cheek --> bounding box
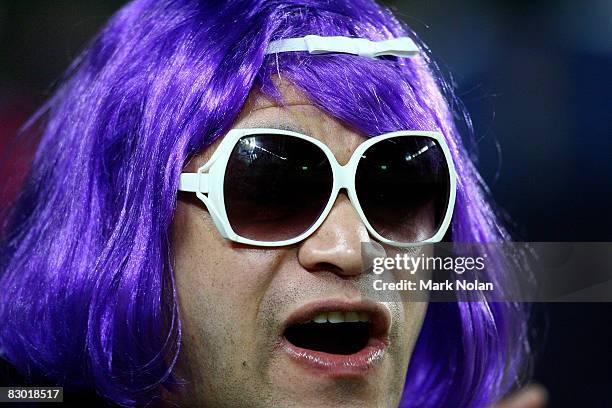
[170,202,286,387]
[171,201,283,304]
[400,301,428,346]
[388,300,428,388]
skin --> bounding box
[494,386,547,408]
[169,80,548,408]
[170,80,429,408]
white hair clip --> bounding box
[265,34,419,59]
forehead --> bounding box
[186,79,367,171]
[240,78,312,112]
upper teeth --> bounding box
[308,311,370,324]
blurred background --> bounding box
[1,0,611,406]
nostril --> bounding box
[306,261,366,280]
[298,245,365,277]
[309,262,344,275]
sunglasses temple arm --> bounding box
[178,173,209,193]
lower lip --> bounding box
[280,337,389,378]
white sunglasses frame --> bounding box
[178,128,457,247]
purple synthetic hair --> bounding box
[0,0,530,406]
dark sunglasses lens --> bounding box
[355,136,451,243]
[224,134,333,242]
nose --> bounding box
[297,193,369,278]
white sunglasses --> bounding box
[178,128,457,247]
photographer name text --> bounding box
[373,279,494,292]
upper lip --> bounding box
[280,298,391,339]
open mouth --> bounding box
[284,311,372,355]
[280,301,390,376]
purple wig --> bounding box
[0,0,530,406]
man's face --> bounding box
[171,82,429,408]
